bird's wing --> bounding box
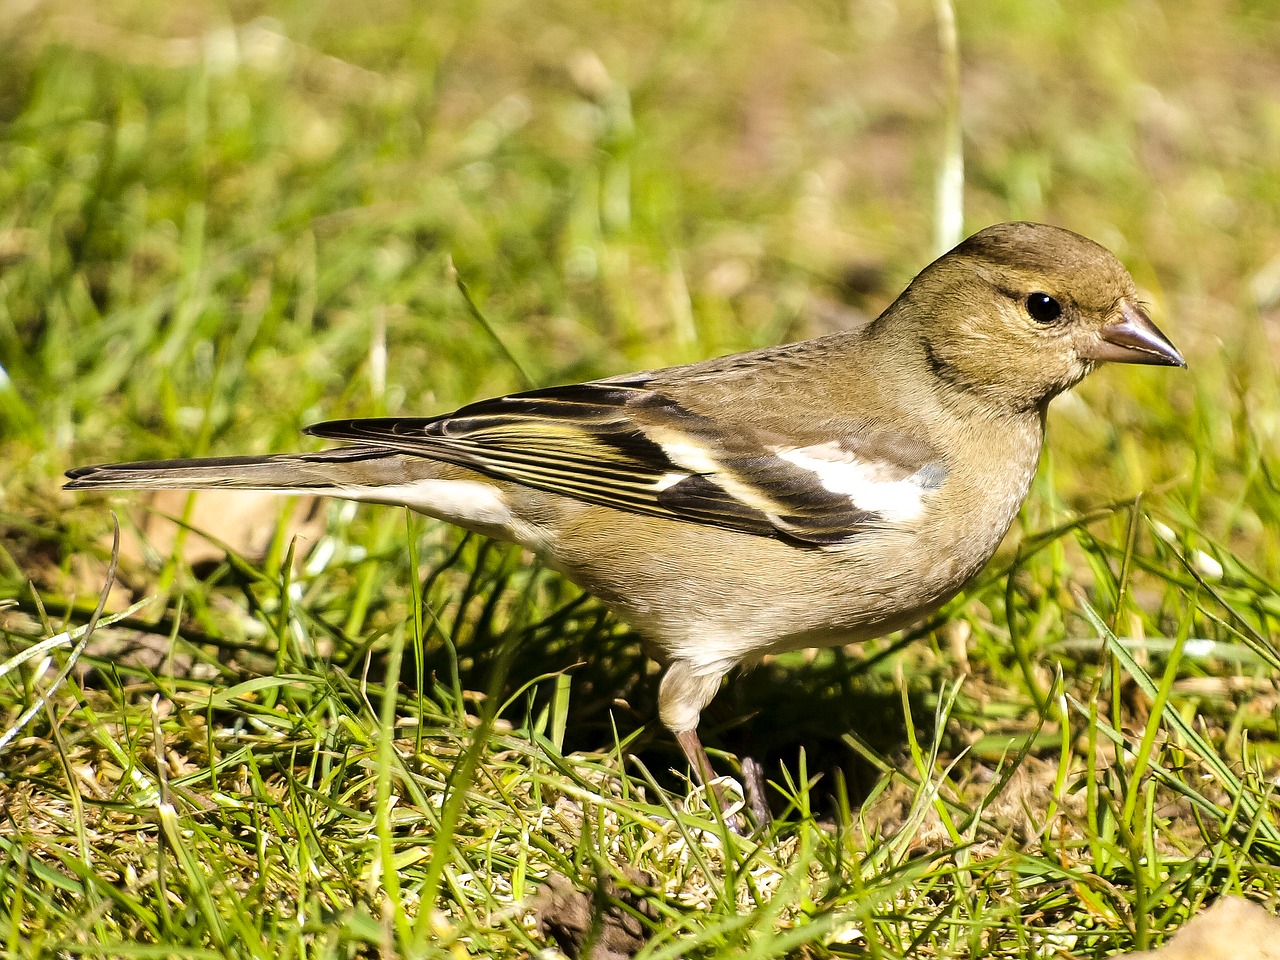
[305,378,946,547]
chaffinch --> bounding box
[67,222,1184,797]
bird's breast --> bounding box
[893,415,1045,591]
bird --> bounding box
[66,221,1185,810]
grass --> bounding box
[2,0,1279,957]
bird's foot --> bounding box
[674,728,772,833]
[685,775,750,834]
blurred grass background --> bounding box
[1,0,1279,957]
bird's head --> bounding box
[900,221,1184,413]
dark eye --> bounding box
[1026,292,1062,324]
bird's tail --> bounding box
[64,446,398,492]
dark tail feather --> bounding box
[64,446,395,492]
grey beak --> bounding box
[1082,301,1186,367]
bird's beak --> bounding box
[1081,301,1186,367]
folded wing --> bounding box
[306,377,945,547]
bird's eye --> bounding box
[1026,292,1062,324]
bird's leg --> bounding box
[675,728,717,785]
[675,726,745,830]
[660,662,728,809]
[661,661,769,829]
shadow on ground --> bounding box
[407,605,945,819]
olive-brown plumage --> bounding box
[66,222,1185,788]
